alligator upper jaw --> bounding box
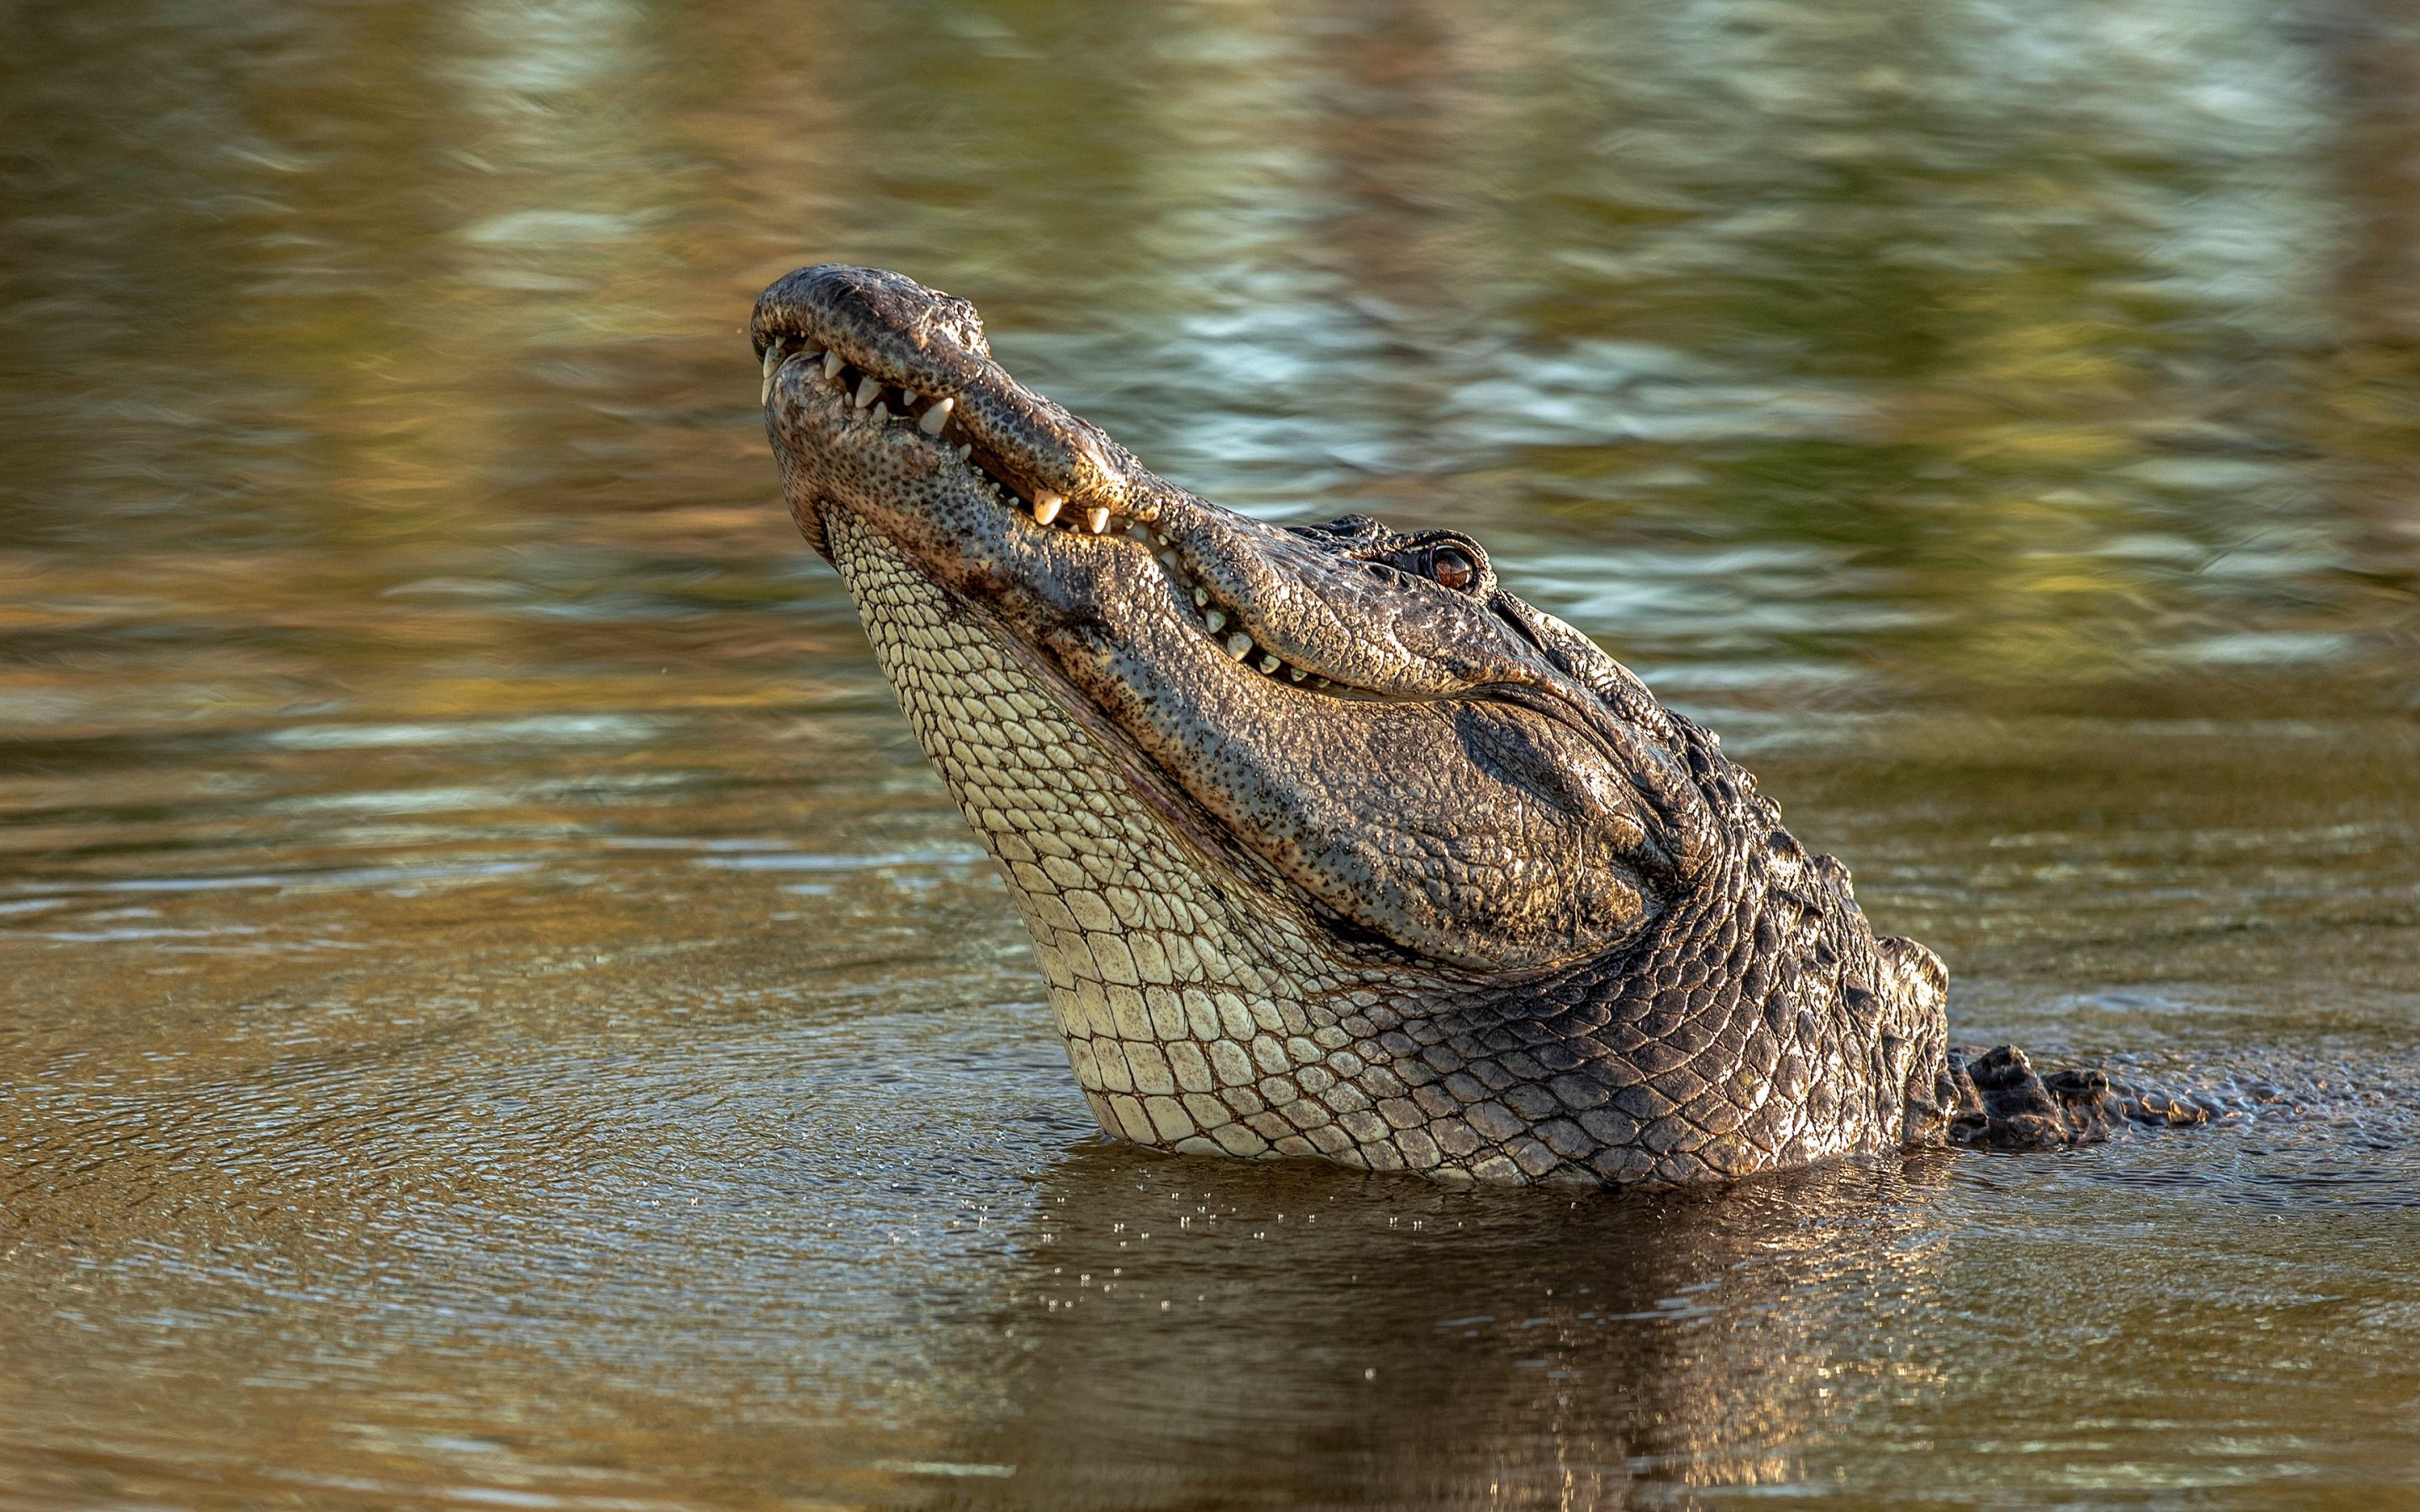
[755,270,1618,719]
[752,265,1426,698]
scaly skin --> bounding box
[751,265,2154,1186]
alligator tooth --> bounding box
[821,350,843,381]
[1192,587,1208,608]
[854,375,880,408]
[957,443,973,460]
[899,389,918,406]
[869,401,889,423]
[1287,666,1306,681]
[1031,493,1063,526]
[919,396,954,435]
[1225,632,1254,660]
[1157,550,1181,570]
[1085,506,1110,534]
[1203,609,1227,633]
[760,345,780,405]
[1257,653,1282,674]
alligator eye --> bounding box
[1428,547,1476,591]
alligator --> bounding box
[750,265,2209,1187]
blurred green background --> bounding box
[5,0,2416,743]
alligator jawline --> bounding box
[764,327,1401,701]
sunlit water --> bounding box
[3,0,2418,1506]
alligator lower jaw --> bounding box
[760,333,1119,533]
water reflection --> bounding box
[945,1149,1955,1506]
[3,0,2418,1504]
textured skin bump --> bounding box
[759,265,2141,1186]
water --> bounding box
[3,0,2417,1504]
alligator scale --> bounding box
[753,265,2183,1187]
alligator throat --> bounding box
[754,264,2152,1186]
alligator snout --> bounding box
[755,264,1137,536]
[753,263,993,384]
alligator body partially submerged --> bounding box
[752,265,2194,1187]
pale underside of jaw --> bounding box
[763,333,1347,692]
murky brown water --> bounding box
[4,0,2418,1506]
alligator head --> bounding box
[752,265,2118,1185]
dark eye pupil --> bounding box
[1431,549,1474,590]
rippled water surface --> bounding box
[5,1,2420,1506]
